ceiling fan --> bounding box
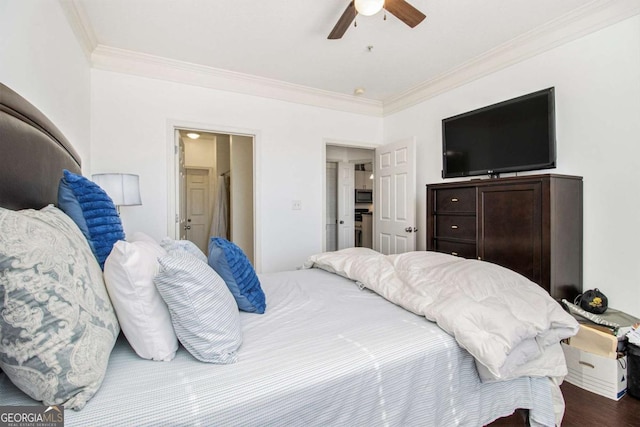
[328,0,426,40]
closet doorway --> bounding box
[176,129,255,264]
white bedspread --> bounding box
[304,248,579,382]
[0,268,559,426]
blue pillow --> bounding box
[57,169,125,269]
[208,237,266,314]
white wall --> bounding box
[0,0,91,168]
[230,135,254,264]
[90,70,382,272]
[185,137,216,169]
[384,16,640,317]
[216,134,231,175]
[326,146,375,163]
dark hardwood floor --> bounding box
[490,382,640,426]
[559,382,640,427]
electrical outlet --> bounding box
[292,200,302,210]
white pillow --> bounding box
[104,240,178,361]
[128,231,159,245]
[154,252,242,363]
[160,237,208,263]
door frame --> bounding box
[167,119,262,272]
[323,139,378,252]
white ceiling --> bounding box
[73,0,630,106]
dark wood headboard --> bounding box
[0,83,82,210]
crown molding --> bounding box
[58,0,382,116]
[60,0,637,117]
[383,0,640,115]
[58,0,97,62]
[91,46,384,117]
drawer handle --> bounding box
[451,252,458,256]
[451,198,459,202]
[451,225,458,229]
[579,361,595,369]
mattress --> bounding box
[0,268,557,426]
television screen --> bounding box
[442,87,556,178]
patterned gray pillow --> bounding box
[0,205,120,410]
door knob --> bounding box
[404,227,413,233]
[184,225,191,230]
[339,220,344,224]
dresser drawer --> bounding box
[435,215,476,240]
[434,240,477,259]
[435,188,476,213]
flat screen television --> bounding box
[441,87,556,178]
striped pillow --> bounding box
[154,252,241,363]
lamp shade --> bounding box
[92,173,142,206]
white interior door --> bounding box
[178,134,187,240]
[375,138,417,255]
[337,161,355,250]
[186,168,211,254]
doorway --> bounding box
[325,145,375,252]
[176,129,255,264]
[324,138,417,255]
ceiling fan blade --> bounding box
[328,1,357,40]
[384,0,426,28]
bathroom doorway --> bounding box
[176,129,255,264]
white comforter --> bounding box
[303,248,579,382]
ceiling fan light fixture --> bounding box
[354,0,384,16]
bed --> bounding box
[0,82,577,426]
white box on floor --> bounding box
[562,342,627,400]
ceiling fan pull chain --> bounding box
[354,18,358,27]
[384,11,387,20]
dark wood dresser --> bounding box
[426,174,583,300]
